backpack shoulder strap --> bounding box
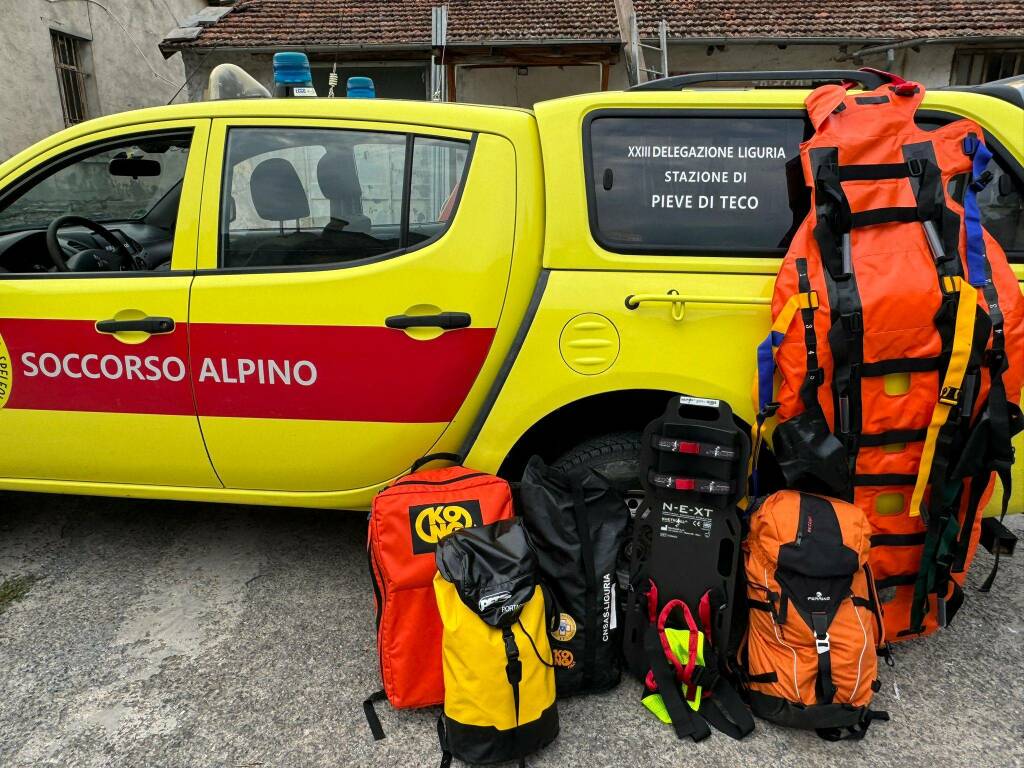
[642,625,711,742]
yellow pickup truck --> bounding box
[0,69,1019,510]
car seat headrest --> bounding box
[250,157,310,222]
[317,148,363,213]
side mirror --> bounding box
[109,156,161,178]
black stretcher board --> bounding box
[626,395,749,662]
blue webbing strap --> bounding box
[963,134,993,288]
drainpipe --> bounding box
[840,37,929,62]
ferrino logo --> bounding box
[408,499,483,555]
[19,352,318,387]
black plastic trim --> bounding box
[629,70,892,92]
[459,269,550,459]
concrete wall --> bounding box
[180,50,274,103]
[457,63,630,107]
[180,51,631,108]
[664,43,959,88]
[0,0,203,161]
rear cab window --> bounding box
[585,111,811,256]
[584,109,1024,261]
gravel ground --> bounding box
[0,492,1021,768]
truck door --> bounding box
[189,119,516,492]
[0,120,218,487]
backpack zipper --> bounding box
[390,472,488,487]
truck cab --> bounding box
[0,70,1019,509]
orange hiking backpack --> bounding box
[743,491,888,739]
[756,78,1024,640]
[364,454,515,738]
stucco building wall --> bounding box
[664,43,959,88]
[0,0,203,161]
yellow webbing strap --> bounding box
[748,291,819,494]
[909,277,978,517]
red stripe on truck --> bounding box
[0,319,495,422]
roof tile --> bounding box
[173,0,621,48]
[633,0,1024,40]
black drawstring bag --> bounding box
[520,456,629,696]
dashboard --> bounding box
[0,222,174,273]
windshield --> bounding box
[0,134,191,234]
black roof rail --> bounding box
[629,69,894,92]
[940,76,1024,109]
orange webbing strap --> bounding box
[909,277,978,518]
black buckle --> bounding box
[907,158,925,177]
[962,135,980,157]
[689,665,720,690]
[985,349,1008,373]
[970,170,994,192]
[807,367,825,386]
[841,313,863,333]
[939,386,961,406]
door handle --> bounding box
[625,292,771,321]
[385,312,471,330]
[95,316,175,335]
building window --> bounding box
[951,49,1024,85]
[50,31,89,126]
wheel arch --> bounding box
[495,388,677,481]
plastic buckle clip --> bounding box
[939,386,961,407]
[907,157,925,177]
[815,631,831,655]
[840,312,863,334]
[985,349,1008,373]
[970,170,995,193]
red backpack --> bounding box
[363,454,515,738]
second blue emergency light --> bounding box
[347,77,376,99]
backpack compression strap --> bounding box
[751,289,819,494]
[909,276,979,521]
[644,592,754,741]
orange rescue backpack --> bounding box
[756,77,1024,640]
[743,491,888,739]
[364,454,515,738]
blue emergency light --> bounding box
[347,77,376,98]
[273,52,316,97]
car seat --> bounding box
[245,157,321,267]
[315,149,391,261]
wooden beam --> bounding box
[446,63,457,102]
[601,62,610,91]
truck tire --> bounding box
[552,432,642,495]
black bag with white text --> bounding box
[520,456,629,696]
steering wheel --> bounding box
[45,215,136,272]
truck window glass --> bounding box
[586,114,811,255]
[0,135,191,236]
[220,128,469,269]
[975,160,1024,256]
[919,116,1023,259]
[409,137,469,244]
